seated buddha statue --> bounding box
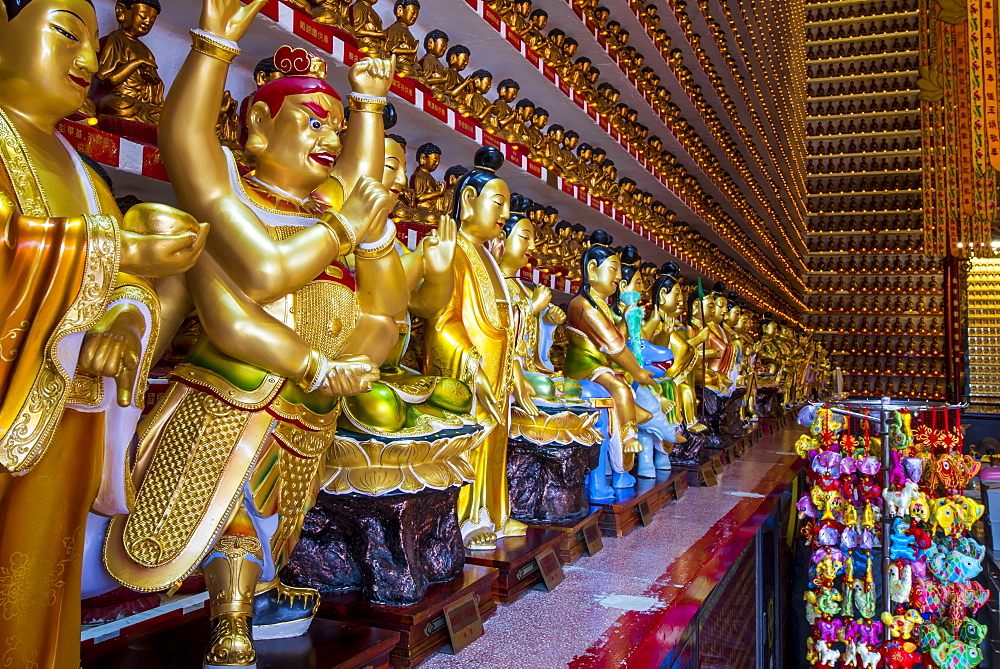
[348,0,387,56]
[482,78,521,141]
[564,231,660,490]
[383,0,421,80]
[92,0,164,126]
[419,29,450,93]
[409,142,446,223]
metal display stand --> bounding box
[808,397,966,638]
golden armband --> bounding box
[190,29,241,63]
[296,349,330,393]
[354,224,397,259]
[347,93,388,114]
[318,208,356,257]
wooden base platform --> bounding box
[594,470,687,538]
[83,616,399,669]
[526,507,604,565]
[319,565,498,669]
[465,528,566,603]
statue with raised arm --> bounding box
[0,1,208,666]
[103,0,403,663]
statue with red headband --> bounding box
[102,0,403,665]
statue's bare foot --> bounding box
[688,422,708,434]
[623,436,644,453]
[464,527,498,550]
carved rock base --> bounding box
[507,437,600,523]
[755,386,784,419]
[286,487,464,606]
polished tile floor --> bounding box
[422,424,806,668]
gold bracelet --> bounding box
[190,29,241,63]
[297,349,326,392]
[318,208,356,257]
[347,97,388,114]
[354,233,398,259]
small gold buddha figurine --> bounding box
[410,142,446,221]
[92,0,164,125]
[482,78,521,140]
[383,0,421,79]
[538,122,566,167]
[348,0,386,56]
[463,69,495,120]
[312,0,351,28]
[524,105,549,157]
[216,90,240,148]
[419,29,450,91]
[439,164,468,215]
[442,44,473,112]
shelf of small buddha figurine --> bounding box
[832,351,946,358]
[809,70,918,86]
[620,0,796,210]
[808,7,917,28]
[841,369,946,378]
[577,0,797,240]
[688,0,814,218]
[453,0,797,275]
[805,29,918,49]
[542,0,791,245]
[235,0,783,282]
[807,47,919,65]
[806,109,921,123]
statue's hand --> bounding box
[348,55,397,97]
[320,354,379,396]
[120,203,209,278]
[474,366,504,425]
[632,367,658,388]
[543,304,566,325]
[530,284,552,312]
[421,214,456,275]
[512,367,540,416]
[340,176,395,245]
[77,304,145,407]
[200,0,268,42]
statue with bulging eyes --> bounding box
[102,0,402,659]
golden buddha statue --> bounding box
[419,29,450,92]
[348,0,386,56]
[0,1,209,666]
[442,44,472,113]
[642,264,704,434]
[104,15,400,664]
[92,0,164,126]
[563,231,659,484]
[423,147,541,549]
[312,0,351,28]
[440,163,467,215]
[482,77,521,141]
[687,286,728,394]
[383,0,421,79]
[524,105,550,157]
[409,142,446,222]
[464,68,495,120]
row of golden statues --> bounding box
[805,273,941,293]
[0,0,827,667]
[806,293,941,313]
[77,0,798,316]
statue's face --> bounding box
[532,113,548,128]
[382,138,407,194]
[587,255,621,298]
[548,128,564,142]
[459,177,510,242]
[0,0,100,122]
[516,104,534,121]
[426,36,447,57]
[448,51,469,70]
[529,14,546,30]
[419,150,441,171]
[563,42,578,58]
[474,76,492,94]
[726,306,740,327]
[501,217,535,270]
[498,86,518,103]
[620,269,644,295]
[247,92,345,192]
[578,147,592,162]
[116,1,158,37]
[396,3,418,25]
[563,134,578,150]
